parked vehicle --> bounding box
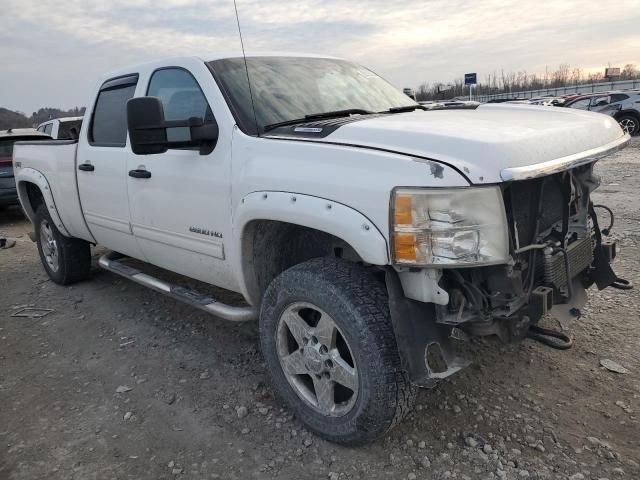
[37,117,83,140]
[13,54,631,445]
[563,92,640,135]
[0,128,50,209]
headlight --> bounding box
[391,187,509,266]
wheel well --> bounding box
[21,182,45,218]
[614,109,640,121]
[241,220,366,305]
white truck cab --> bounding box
[12,54,631,445]
[37,116,83,140]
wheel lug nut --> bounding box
[325,359,333,369]
[302,337,308,345]
[311,336,318,345]
[319,345,328,354]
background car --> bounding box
[36,116,83,140]
[563,92,640,135]
[0,128,51,209]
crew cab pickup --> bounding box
[13,54,631,445]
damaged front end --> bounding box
[388,163,629,388]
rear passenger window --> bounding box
[610,94,629,103]
[90,75,138,147]
[147,68,214,144]
[44,124,53,136]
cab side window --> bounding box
[90,75,138,147]
[147,68,214,144]
[44,124,53,136]
[568,98,590,110]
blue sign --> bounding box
[464,73,477,85]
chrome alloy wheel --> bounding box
[40,219,59,272]
[276,302,358,417]
[619,117,638,135]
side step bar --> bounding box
[98,252,257,322]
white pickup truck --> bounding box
[13,54,631,445]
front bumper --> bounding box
[389,161,628,388]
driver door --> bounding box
[126,65,235,288]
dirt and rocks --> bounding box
[1,138,639,480]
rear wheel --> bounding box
[618,114,640,136]
[259,257,416,445]
[35,204,91,284]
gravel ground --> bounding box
[1,138,639,480]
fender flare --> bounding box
[16,167,71,237]
[235,191,389,264]
[233,191,390,303]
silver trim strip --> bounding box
[98,252,257,322]
[500,134,631,181]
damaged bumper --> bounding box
[388,161,630,388]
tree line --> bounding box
[0,107,86,130]
[415,63,640,101]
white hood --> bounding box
[325,104,628,184]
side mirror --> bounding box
[127,97,219,155]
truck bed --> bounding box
[13,140,94,242]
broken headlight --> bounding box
[391,187,509,266]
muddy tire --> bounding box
[34,205,91,285]
[259,257,416,445]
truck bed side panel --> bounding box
[13,141,95,242]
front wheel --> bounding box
[618,114,640,136]
[34,204,91,285]
[259,257,416,445]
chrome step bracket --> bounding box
[98,252,257,322]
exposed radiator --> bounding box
[542,236,593,288]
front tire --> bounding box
[34,205,91,285]
[259,257,416,445]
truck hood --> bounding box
[324,104,628,184]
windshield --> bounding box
[209,56,416,134]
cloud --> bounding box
[0,0,638,113]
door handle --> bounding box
[129,169,151,179]
[78,163,95,172]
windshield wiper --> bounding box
[263,109,374,132]
[380,105,427,113]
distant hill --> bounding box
[0,106,86,130]
[30,107,85,126]
[0,108,32,130]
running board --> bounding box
[98,252,257,322]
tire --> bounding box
[259,257,416,445]
[34,204,91,285]
[617,114,640,136]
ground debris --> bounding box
[600,359,629,374]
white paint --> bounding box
[326,103,626,183]
[12,54,628,306]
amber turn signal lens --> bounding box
[393,232,417,262]
[394,194,413,225]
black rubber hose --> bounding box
[611,278,633,290]
[527,325,573,350]
[592,204,614,236]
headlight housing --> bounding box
[391,187,509,266]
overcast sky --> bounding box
[1,0,639,114]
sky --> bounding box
[1,0,639,114]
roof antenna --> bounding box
[233,0,260,136]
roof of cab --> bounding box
[100,52,341,82]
